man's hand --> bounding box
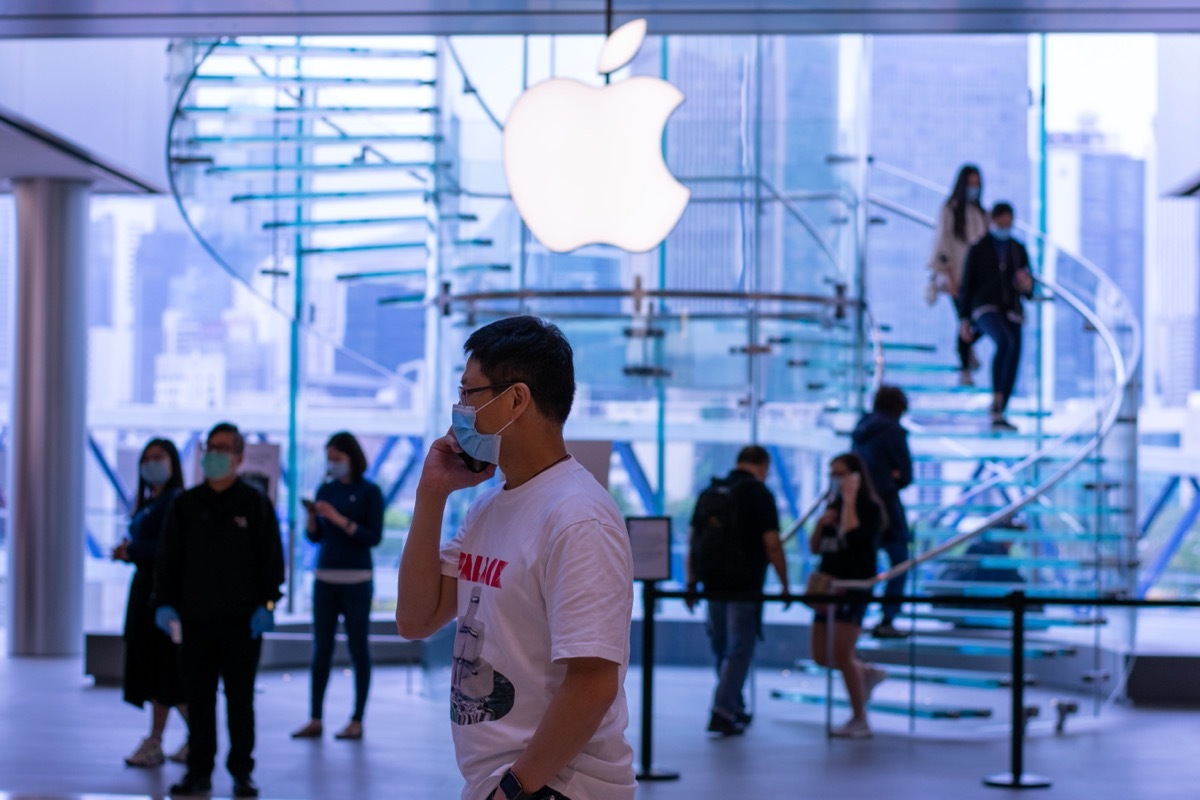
[155,606,180,636]
[418,429,498,497]
[250,605,275,639]
[959,319,974,342]
[111,538,130,563]
[1014,268,1034,294]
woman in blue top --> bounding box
[112,438,187,767]
[292,431,385,741]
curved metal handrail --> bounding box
[873,160,1143,370]
[165,37,428,385]
[838,273,1129,592]
[832,178,1139,593]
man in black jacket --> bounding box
[154,422,284,799]
[851,386,913,638]
[958,202,1035,431]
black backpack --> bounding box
[691,476,753,589]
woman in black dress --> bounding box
[809,452,889,739]
[112,438,187,767]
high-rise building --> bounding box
[1047,129,1146,400]
[1148,36,1200,407]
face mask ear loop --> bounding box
[476,384,519,435]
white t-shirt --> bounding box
[439,457,636,800]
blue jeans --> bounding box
[311,579,373,722]
[878,539,910,625]
[975,311,1022,408]
[706,600,759,719]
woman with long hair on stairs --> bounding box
[928,163,990,386]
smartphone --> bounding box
[458,451,492,474]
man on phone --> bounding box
[396,316,635,800]
[957,201,1035,431]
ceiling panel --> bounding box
[0,108,161,194]
[3,0,1200,37]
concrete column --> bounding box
[8,178,90,656]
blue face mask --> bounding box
[327,461,350,480]
[451,386,516,469]
[201,451,234,480]
[140,459,172,486]
[992,226,1011,241]
[965,185,980,202]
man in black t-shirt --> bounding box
[686,445,789,736]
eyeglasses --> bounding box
[203,443,237,454]
[458,383,514,404]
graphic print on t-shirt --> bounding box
[451,585,515,725]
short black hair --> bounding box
[873,385,908,417]
[464,316,575,424]
[207,421,245,455]
[326,431,368,482]
[736,445,770,466]
[992,201,1015,219]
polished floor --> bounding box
[0,649,1195,799]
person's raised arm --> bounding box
[396,430,495,640]
[763,529,789,596]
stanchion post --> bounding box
[984,590,1051,789]
[637,580,679,782]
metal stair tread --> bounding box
[858,635,1076,658]
[770,688,994,719]
[181,105,438,116]
[792,659,1035,687]
[901,608,1106,628]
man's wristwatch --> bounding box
[497,769,532,800]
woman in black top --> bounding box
[112,438,187,767]
[292,431,385,741]
[809,452,888,739]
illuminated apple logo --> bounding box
[503,19,690,254]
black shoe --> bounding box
[232,776,259,798]
[706,711,745,737]
[169,773,212,796]
[735,710,753,727]
[990,416,1018,432]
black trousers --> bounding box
[311,579,373,722]
[181,617,262,779]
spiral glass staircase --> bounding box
[167,34,1142,735]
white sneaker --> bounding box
[124,736,165,767]
[864,666,888,701]
[831,718,872,739]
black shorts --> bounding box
[811,591,870,627]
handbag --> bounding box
[803,570,841,615]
